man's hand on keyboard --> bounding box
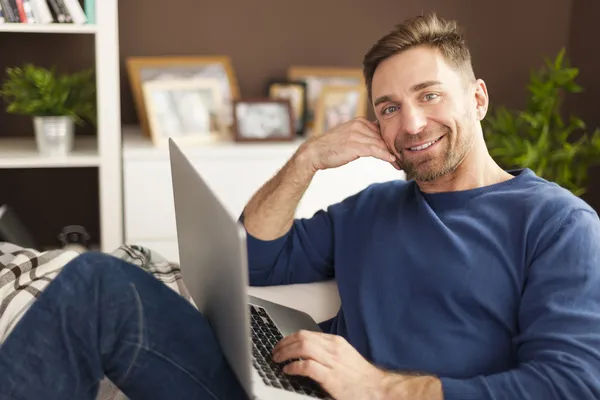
[271,330,391,400]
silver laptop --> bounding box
[169,138,332,399]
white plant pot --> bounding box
[33,116,75,156]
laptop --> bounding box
[169,138,332,399]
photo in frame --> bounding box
[267,80,307,135]
[287,66,365,130]
[312,85,368,137]
[142,78,224,147]
[233,99,295,142]
[127,56,240,137]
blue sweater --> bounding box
[245,169,600,399]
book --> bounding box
[84,0,93,23]
[62,0,85,24]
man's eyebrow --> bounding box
[373,80,443,107]
[411,80,442,92]
[373,95,392,107]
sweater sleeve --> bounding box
[243,207,336,286]
[441,209,600,400]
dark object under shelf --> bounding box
[0,205,38,249]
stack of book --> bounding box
[0,0,95,25]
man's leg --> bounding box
[0,252,248,400]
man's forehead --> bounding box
[371,47,454,95]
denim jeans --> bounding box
[0,252,248,400]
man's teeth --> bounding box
[410,138,439,151]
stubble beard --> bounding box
[394,123,472,183]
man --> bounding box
[0,13,599,400]
[242,12,600,400]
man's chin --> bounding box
[403,163,454,183]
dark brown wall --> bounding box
[119,0,573,124]
[568,0,600,210]
[5,0,598,247]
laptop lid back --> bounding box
[168,138,253,394]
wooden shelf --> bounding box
[0,136,100,168]
[0,23,96,34]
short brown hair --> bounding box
[363,13,474,99]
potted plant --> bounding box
[483,48,600,196]
[0,64,96,156]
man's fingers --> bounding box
[351,133,387,148]
[282,359,331,383]
[352,143,396,163]
[273,330,333,356]
[272,340,334,368]
[352,118,381,137]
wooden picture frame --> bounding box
[312,85,368,137]
[233,99,295,142]
[142,78,224,147]
[127,56,240,137]
[287,66,365,130]
[267,80,307,136]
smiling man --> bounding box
[242,13,600,400]
[2,12,600,400]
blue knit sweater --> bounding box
[245,169,600,399]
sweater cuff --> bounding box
[440,377,486,400]
[245,228,291,272]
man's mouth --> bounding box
[406,136,444,152]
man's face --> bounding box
[371,46,480,182]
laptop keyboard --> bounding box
[249,304,331,399]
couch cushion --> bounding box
[248,281,340,323]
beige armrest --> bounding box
[248,280,340,323]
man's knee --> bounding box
[60,251,124,284]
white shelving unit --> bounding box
[0,0,123,252]
[0,136,99,168]
[0,23,96,34]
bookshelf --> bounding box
[0,23,96,34]
[0,136,99,168]
[0,0,123,252]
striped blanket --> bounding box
[0,242,193,400]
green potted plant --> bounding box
[483,48,600,196]
[0,64,96,156]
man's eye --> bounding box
[424,93,439,101]
[382,106,398,115]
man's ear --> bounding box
[474,79,489,121]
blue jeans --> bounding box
[0,252,248,400]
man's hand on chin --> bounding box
[271,330,443,400]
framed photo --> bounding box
[233,99,295,142]
[142,78,224,147]
[287,66,365,130]
[267,80,307,135]
[313,85,367,137]
[127,56,240,137]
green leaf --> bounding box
[554,47,566,69]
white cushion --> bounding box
[248,280,340,323]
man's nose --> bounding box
[401,104,427,135]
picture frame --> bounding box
[267,80,307,135]
[312,85,368,137]
[142,78,224,147]
[126,56,240,137]
[233,99,295,142]
[287,66,365,130]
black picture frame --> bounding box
[266,79,308,136]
